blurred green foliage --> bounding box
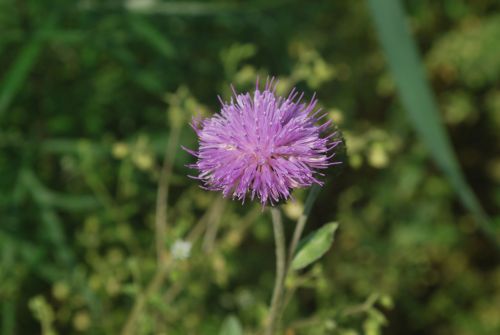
[1,0,500,334]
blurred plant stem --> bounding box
[266,207,287,335]
[121,123,178,335]
[342,293,380,316]
[120,195,225,335]
[120,259,174,335]
[155,123,182,265]
[80,158,122,222]
[202,197,227,252]
[265,185,322,334]
[163,201,258,306]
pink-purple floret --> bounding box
[184,79,341,206]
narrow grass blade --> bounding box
[129,15,176,59]
[0,16,56,119]
[0,37,43,118]
[367,0,497,241]
[21,169,99,211]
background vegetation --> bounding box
[1,0,500,334]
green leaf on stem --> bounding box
[292,222,339,270]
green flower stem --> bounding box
[265,185,322,334]
[265,207,287,335]
[287,184,321,266]
[281,184,322,317]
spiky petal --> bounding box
[186,81,340,205]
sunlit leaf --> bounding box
[292,222,339,270]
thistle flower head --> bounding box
[185,79,341,206]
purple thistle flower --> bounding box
[184,79,341,206]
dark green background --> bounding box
[1,0,499,334]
